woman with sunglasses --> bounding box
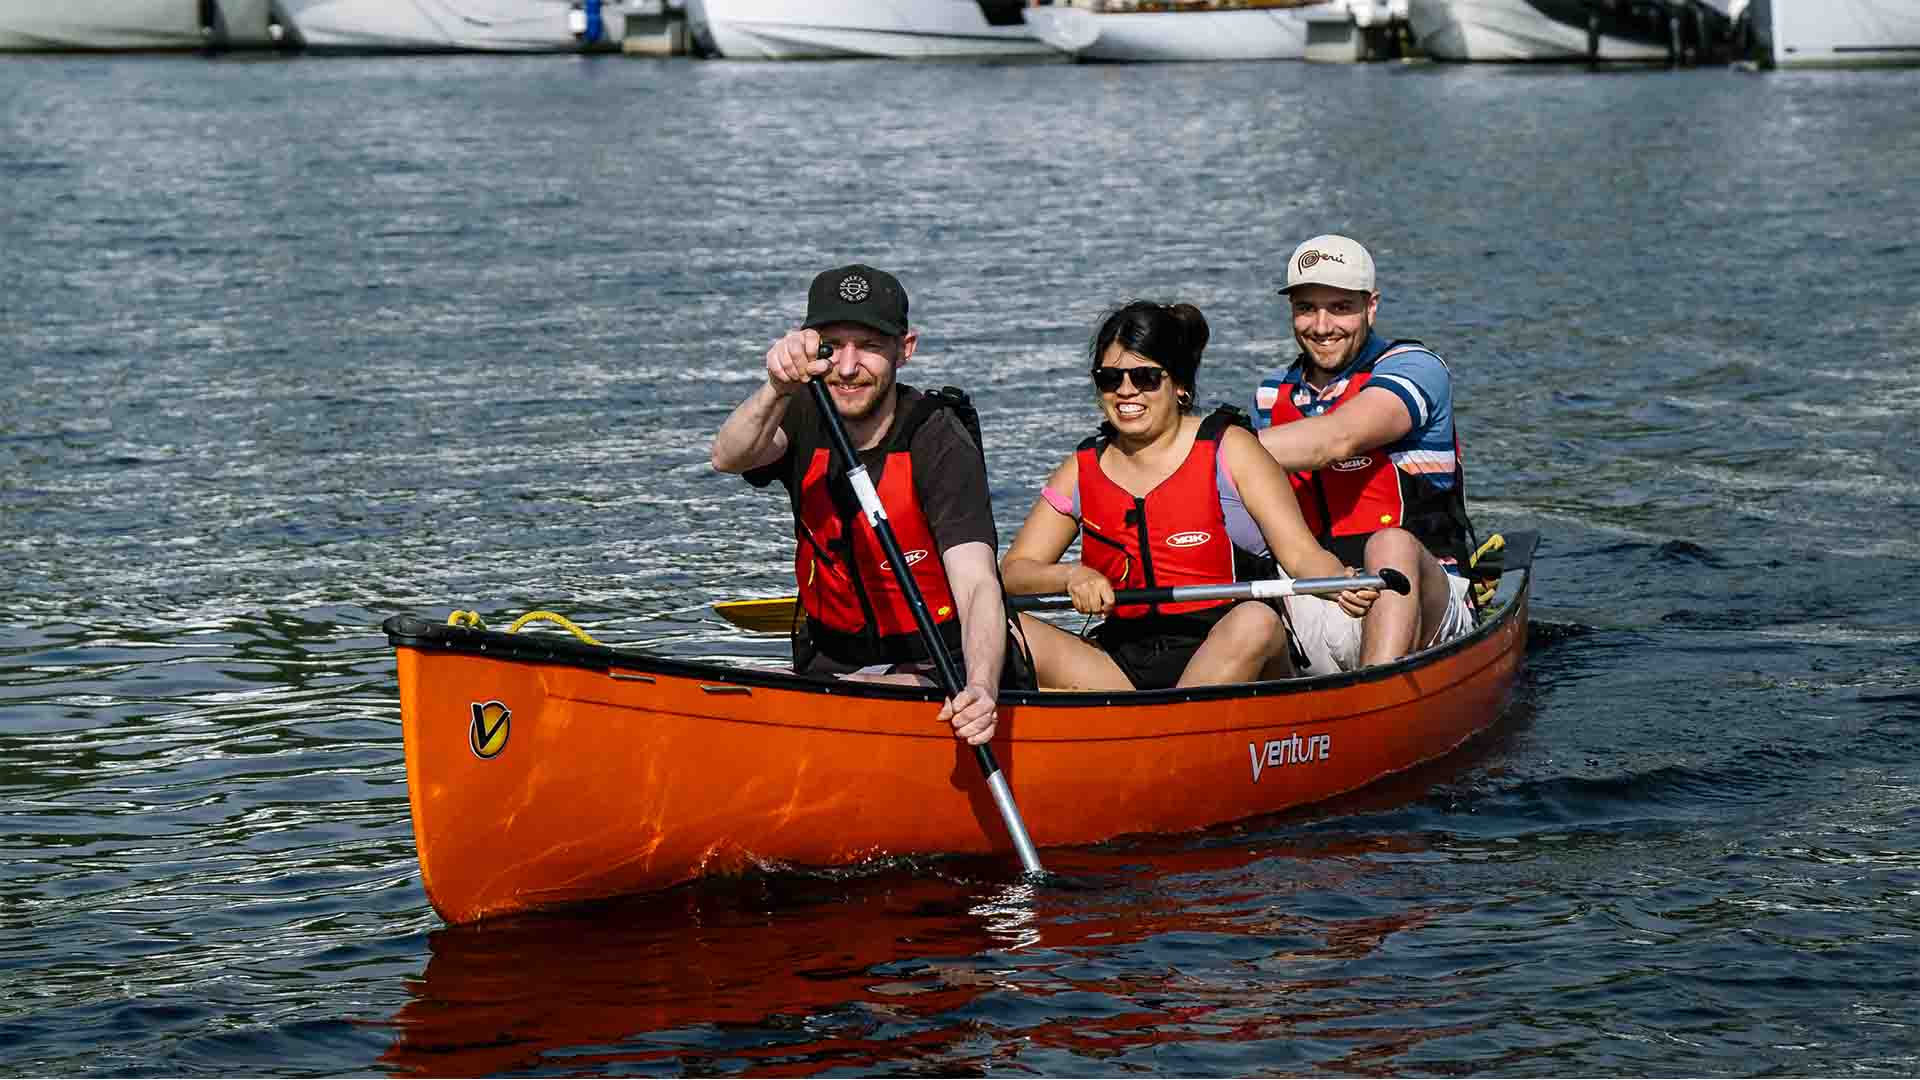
[999,300,1375,691]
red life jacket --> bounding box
[1266,342,1473,569]
[1074,408,1251,620]
[793,390,973,666]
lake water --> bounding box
[3,50,1919,1076]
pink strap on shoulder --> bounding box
[1040,484,1076,519]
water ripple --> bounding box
[4,53,1920,1078]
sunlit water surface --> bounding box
[3,53,1918,1076]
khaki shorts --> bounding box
[1284,573,1474,676]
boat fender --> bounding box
[569,1,604,43]
[266,1,299,47]
[976,0,1026,27]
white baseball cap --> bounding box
[1279,234,1375,294]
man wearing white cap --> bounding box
[1251,235,1479,673]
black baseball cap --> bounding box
[802,264,909,337]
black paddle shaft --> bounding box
[804,358,1043,876]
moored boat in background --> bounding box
[1406,0,1734,62]
[1023,0,1345,63]
[274,0,626,52]
[1745,0,1920,68]
[0,0,283,51]
[684,0,1051,59]
[385,533,1537,925]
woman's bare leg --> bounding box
[1014,612,1132,690]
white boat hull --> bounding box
[1407,0,1670,60]
[0,0,277,50]
[1755,0,1920,67]
[1023,3,1345,62]
[277,0,626,51]
[685,0,1050,59]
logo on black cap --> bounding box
[838,274,870,303]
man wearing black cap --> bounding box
[711,263,1006,747]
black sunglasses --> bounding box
[1090,365,1169,393]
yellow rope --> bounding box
[505,610,602,645]
[1468,533,1507,608]
[1471,533,1506,567]
[445,608,601,645]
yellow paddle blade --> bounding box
[713,597,799,634]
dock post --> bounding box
[1304,9,1366,63]
[622,0,690,55]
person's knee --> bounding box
[1367,529,1445,588]
[1214,604,1280,657]
[1363,528,1420,570]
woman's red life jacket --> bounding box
[1074,408,1247,620]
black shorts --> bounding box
[1090,606,1240,692]
[797,620,1037,691]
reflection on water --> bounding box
[381,836,1441,1077]
[377,732,1519,1075]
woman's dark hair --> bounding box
[1089,300,1208,413]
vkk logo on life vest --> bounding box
[1167,531,1211,548]
[1331,456,1373,472]
[879,549,929,571]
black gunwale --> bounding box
[383,532,1538,710]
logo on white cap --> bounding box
[838,274,870,303]
[1298,249,1345,273]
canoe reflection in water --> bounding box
[377,722,1532,1077]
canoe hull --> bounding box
[392,537,1535,924]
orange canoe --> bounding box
[385,532,1537,925]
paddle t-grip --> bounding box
[1380,568,1411,595]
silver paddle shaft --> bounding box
[1008,570,1407,612]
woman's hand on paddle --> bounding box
[1335,569,1378,618]
[940,682,998,746]
[1064,564,1117,615]
[765,329,830,396]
